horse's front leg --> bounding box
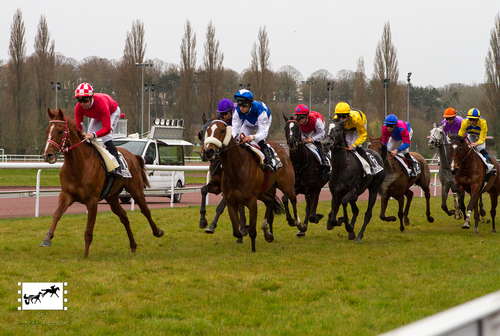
[227,201,244,244]
[379,197,396,222]
[106,194,138,253]
[397,195,406,233]
[199,184,209,229]
[238,204,248,236]
[422,185,434,223]
[490,192,498,233]
[248,201,258,252]
[205,198,226,234]
[403,189,414,226]
[327,196,342,230]
[346,200,358,241]
[451,183,463,220]
[41,192,73,247]
[479,194,487,217]
[441,184,454,216]
[309,192,324,224]
[355,188,377,243]
[261,197,274,243]
[83,200,99,258]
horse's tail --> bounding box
[135,155,151,189]
[270,193,286,215]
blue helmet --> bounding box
[234,89,254,103]
[384,114,398,125]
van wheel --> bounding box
[120,196,131,204]
[173,181,182,203]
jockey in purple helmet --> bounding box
[231,89,274,171]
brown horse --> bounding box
[201,120,303,252]
[369,135,434,232]
[449,135,500,234]
[41,109,164,257]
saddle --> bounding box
[245,142,283,172]
[353,151,383,175]
[90,139,132,178]
[394,154,421,177]
[305,143,331,167]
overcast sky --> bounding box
[1,0,499,88]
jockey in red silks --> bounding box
[293,104,329,168]
[74,82,123,178]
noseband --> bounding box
[46,118,84,154]
[429,127,445,147]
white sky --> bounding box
[0,0,499,88]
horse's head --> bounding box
[42,108,82,163]
[449,135,468,174]
[428,123,446,150]
[326,119,346,148]
[283,118,302,152]
[197,114,212,143]
[200,120,230,162]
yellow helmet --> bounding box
[335,102,351,115]
[467,108,480,119]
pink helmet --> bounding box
[294,104,309,115]
[74,83,94,97]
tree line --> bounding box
[1,9,499,159]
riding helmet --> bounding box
[467,108,480,119]
[74,83,94,97]
[294,104,309,115]
[384,114,398,125]
[443,107,456,118]
[234,89,254,103]
[334,102,351,115]
[217,99,235,114]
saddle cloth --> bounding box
[353,151,384,175]
[90,139,132,178]
[475,150,496,174]
[246,142,283,172]
[394,154,421,177]
[305,143,330,167]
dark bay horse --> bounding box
[324,119,385,242]
[428,124,462,219]
[449,135,500,234]
[42,109,164,257]
[369,135,434,232]
[201,120,304,252]
[282,116,330,236]
[197,113,247,234]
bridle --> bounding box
[285,120,302,152]
[45,118,85,154]
[451,137,475,170]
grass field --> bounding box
[1,195,499,336]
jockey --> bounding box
[440,107,463,139]
[293,104,329,167]
[216,98,234,146]
[333,102,373,174]
[231,89,274,171]
[458,108,496,173]
[74,82,123,178]
[382,114,415,176]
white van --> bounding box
[112,118,193,203]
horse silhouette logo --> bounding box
[18,282,67,310]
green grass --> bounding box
[1,195,499,335]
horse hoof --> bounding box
[240,228,248,236]
[297,223,307,232]
[236,238,243,244]
[387,216,397,222]
[348,232,356,240]
[492,230,497,234]
[480,209,487,217]
[265,234,274,243]
[354,237,362,243]
[462,224,470,229]
[427,216,435,223]
[205,228,215,234]
[296,231,305,237]
[287,220,296,227]
[199,219,208,229]
[40,241,51,247]
[315,214,324,222]
[156,230,164,237]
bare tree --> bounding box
[54,53,80,111]
[201,21,224,120]
[303,69,333,108]
[179,20,197,140]
[221,68,240,99]
[335,69,355,104]
[248,27,273,102]
[352,56,368,113]
[275,65,302,103]
[484,13,500,153]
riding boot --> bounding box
[355,146,372,175]
[105,140,123,179]
[404,152,415,177]
[481,149,496,173]
[259,142,274,172]
[315,141,330,168]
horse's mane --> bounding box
[51,108,84,139]
[450,134,464,142]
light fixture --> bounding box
[154,118,161,126]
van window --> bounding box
[158,143,184,166]
[145,143,156,164]
[115,140,146,156]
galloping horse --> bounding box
[201,120,303,251]
[282,116,330,235]
[197,113,246,234]
[449,135,500,234]
[428,124,462,219]
[369,135,434,232]
[324,119,385,242]
[42,109,164,257]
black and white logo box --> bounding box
[18,282,68,310]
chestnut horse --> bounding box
[449,135,500,234]
[324,119,385,242]
[369,135,434,232]
[201,120,304,252]
[282,116,330,236]
[42,109,164,257]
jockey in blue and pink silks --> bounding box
[440,107,463,140]
[381,114,415,176]
[231,89,274,171]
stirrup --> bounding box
[109,167,123,179]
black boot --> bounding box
[260,143,274,172]
[404,153,415,177]
[315,141,330,168]
[105,140,123,179]
[356,146,372,175]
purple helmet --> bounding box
[217,99,235,114]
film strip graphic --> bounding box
[18,282,68,310]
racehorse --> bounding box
[369,135,434,232]
[42,109,164,257]
[201,120,304,251]
[282,115,330,236]
[449,135,500,234]
[428,124,462,219]
[324,119,385,242]
[41,286,60,298]
[197,113,247,234]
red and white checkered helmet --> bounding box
[73,83,94,97]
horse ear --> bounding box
[433,122,437,128]
[369,134,373,142]
[202,112,207,125]
[282,112,289,123]
[47,108,56,120]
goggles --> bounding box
[77,96,92,103]
[237,101,251,108]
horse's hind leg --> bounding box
[227,202,244,244]
[479,194,487,217]
[205,198,226,234]
[379,197,396,222]
[41,193,73,247]
[441,185,454,216]
[345,200,358,241]
[490,192,497,233]
[238,205,248,236]
[397,196,406,233]
[422,186,434,223]
[355,189,377,243]
[199,184,210,229]
[83,201,99,258]
[128,189,164,238]
[107,195,138,253]
[403,189,414,226]
[261,196,275,243]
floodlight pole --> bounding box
[407,72,412,123]
[135,63,153,137]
